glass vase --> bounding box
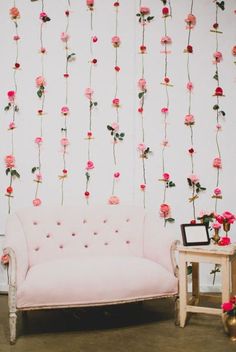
[223,223,231,237]
[225,315,236,341]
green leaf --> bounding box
[147,16,154,21]
[120,133,125,137]
[136,13,141,17]
[138,91,145,99]
[37,89,42,98]
[32,167,38,173]
[213,104,219,110]
[169,181,176,187]
[220,110,226,116]
[4,106,9,111]
[200,187,206,191]
[14,106,19,112]
[213,71,219,80]
[14,170,20,178]
[107,125,112,131]
[90,101,93,108]
[67,53,76,61]
[6,168,10,176]
[187,178,192,186]
[115,133,119,137]
[93,102,98,106]
[166,217,175,223]
[85,172,90,181]
[216,1,225,10]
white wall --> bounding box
[0,0,235,291]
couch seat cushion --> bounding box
[17,256,177,309]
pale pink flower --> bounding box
[39,12,47,20]
[87,0,94,6]
[138,78,146,91]
[112,36,121,47]
[111,122,119,131]
[213,51,223,63]
[189,174,199,184]
[7,90,16,102]
[61,106,69,115]
[9,7,20,19]
[114,172,120,178]
[140,7,150,15]
[84,88,94,99]
[216,123,222,131]
[35,173,42,182]
[185,14,196,28]
[13,35,20,41]
[213,157,222,169]
[163,173,170,181]
[35,137,43,145]
[33,198,41,207]
[9,122,16,130]
[160,36,172,45]
[35,76,46,87]
[61,32,70,43]
[108,195,120,205]
[232,46,236,56]
[186,82,194,91]
[137,143,146,152]
[161,107,168,114]
[112,98,120,107]
[214,187,222,196]
[184,114,195,125]
[86,160,94,170]
[5,155,15,169]
[160,203,170,218]
[222,211,236,223]
[161,139,169,147]
[61,137,69,146]
[213,222,221,230]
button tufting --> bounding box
[115,229,119,233]
[33,221,38,225]
[126,240,130,244]
[71,233,76,236]
[84,244,88,248]
[104,242,108,246]
[103,219,107,223]
[57,221,61,226]
[59,245,64,249]
[83,219,87,224]
[46,234,51,238]
[35,247,40,251]
[93,232,98,235]
[126,218,130,222]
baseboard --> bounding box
[0,283,8,294]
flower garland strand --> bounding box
[158,0,175,226]
[183,1,206,223]
[4,4,21,214]
[84,0,97,203]
[31,0,50,207]
[136,3,154,208]
[210,0,225,214]
[59,2,75,205]
[106,1,125,206]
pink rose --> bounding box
[185,14,196,28]
[212,157,222,169]
[61,106,69,115]
[86,160,94,170]
[212,222,221,229]
[9,122,16,130]
[61,138,69,146]
[5,155,15,169]
[108,195,120,205]
[39,12,47,19]
[112,98,120,107]
[61,32,70,43]
[35,137,43,145]
[213,51,223,63]
[35,76,46,87]
[216,123,222,130]
[214,188,222,196]
[140,7,150,15]
[222,211,235,223]
[137,143,146,152]
[111,122,119,131]
[215,215,224,224]
[189,174,199,184]
[84,88,94,99]
[10,7,20,19]
[13,35,20,41]
[140,184,146,191]
[7,90,16,102]
[114,172,120,178]
[87,0,94,6]
[161,107,168,114]
[1,252,10,265]
[160,203,170,218]
[186,82,194,91]
[112,36,121,47]
[162,139,169,147]
[218,236,231,246]
[222,302,234,312]
[160,36,172,45]
[184,114,195,125]
[138,78,146,91]
[35,173,42,182]
[232,46,236,56]
[33,198,41,207]
[163,173,170,181]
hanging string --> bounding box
[4,3,21,214]
[159,0,175,226]
[136,3,154,208]
[31,0,50,207]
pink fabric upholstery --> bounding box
[5,205,178,310]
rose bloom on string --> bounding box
[138,78,147,91]
[160,36,172,45]
[108,195,120,205]
[61,32,70,43]
[9,7,20,20]
[84,88,94,100]
[35,76,46,88]
[140,7,150,15]
[161,107,168,114]
[9,122,16,130]
[7,91,16,103]
[39,12,50,22]
[87,0,94,10]
[186,81,194,91]
[13,35,20,41]
[1,252,10,265]
[112,98,120,108]
[213,87,224,96]
[111,122,119,132]
[184,114,195,126]
[232,45,236,57]
[112,36,121,48]
[86,161,94,170]
[212,187,222,199]
[160,203,170,218]
[137,143,146,152]
[162,7,169,17]
[5,155,15,169]
[212,157,222,169]
[185,14,197,29]
[61,106,69,116]
[140,184,146,191]
[140,45,147,54]
[61,138,69,147]
[114,172,120,179]
[33,198,41,207]
[34,137,43,145]
[35,173,42,183]
[213,51,223,64]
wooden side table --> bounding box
[178,244,236,327]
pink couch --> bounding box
[4,205,179,343]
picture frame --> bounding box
[180,223,210,246]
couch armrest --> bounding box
[4,214,29,289]
[170,240,180,278]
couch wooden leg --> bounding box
[174,297,180,326]
[9,311,17,344]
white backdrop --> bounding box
[0,0,235,290]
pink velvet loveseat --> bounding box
[4,205,179,343]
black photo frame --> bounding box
[180,223,210,246]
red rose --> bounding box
[6,186,13,194]
[162,7,169,15]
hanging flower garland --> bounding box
[84,0,98,203]
[136,3,154,208]
[31,0,50,207]
[106,1,125,206]
[183,1,206,223]
[158,0,175,226]
[4,4,21,214]
[210,0,225,214]
[59,3,75,205]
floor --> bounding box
[0,294,235,352]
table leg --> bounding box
[221,257,230,303]
[231,256,236,296]
[179,253,187,327]
[192,262,199,305]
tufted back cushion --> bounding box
[14,205,147,267]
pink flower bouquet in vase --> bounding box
[215,211,236,246]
